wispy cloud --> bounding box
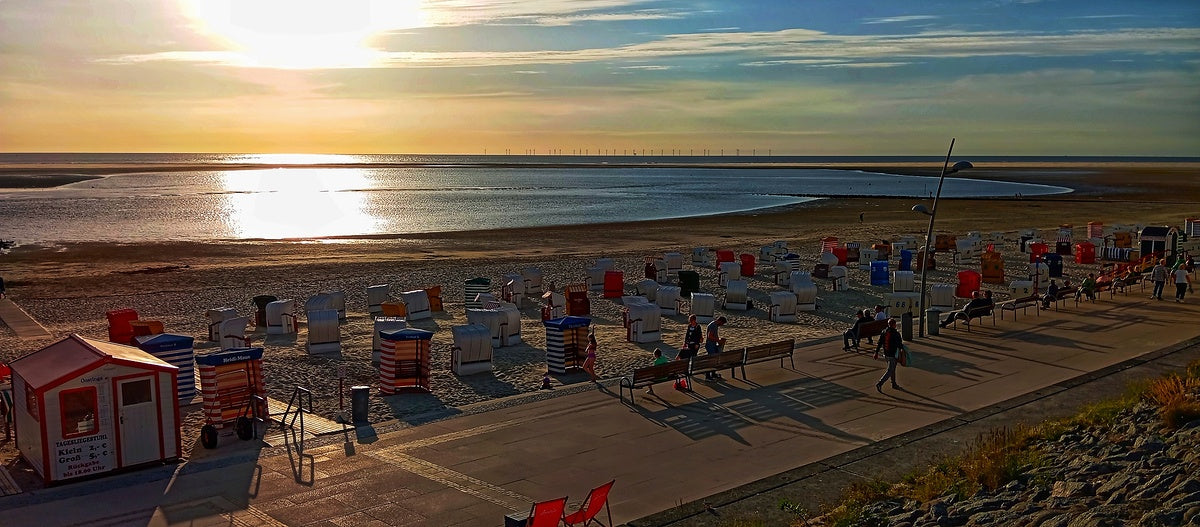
[862,15,938,25]
[101,27,1200,69]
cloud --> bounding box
[862,15,939,25]
[100,26,1200,70]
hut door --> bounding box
[116,376,159,466]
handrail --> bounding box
[281,386,313,435]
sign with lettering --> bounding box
[52,433,113,480]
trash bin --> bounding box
[351,385,370,423]
[901,312,913,341]
[926,308,941,337]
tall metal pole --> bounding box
[918,138,957,338]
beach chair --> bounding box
[507,496,568,527]
[562,480,615,526]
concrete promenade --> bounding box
[1,293,1197,526]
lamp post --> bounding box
[913,139,972,338]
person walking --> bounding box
[1150,259,1168,300]
[1174,265,1193,303]
[582,333,599,381]
[874,318,903,391]
[704,316,727,380]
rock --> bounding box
[1139,506,1185,526]
[1052,481,1091,499]
[1184,504,1200,522]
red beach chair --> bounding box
[527,496,568,527]
[562,480,615,526]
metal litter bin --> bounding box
[901,312,913,341]
[351,385,370,423]
[926,308,941,337]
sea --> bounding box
[2,153,1150,246]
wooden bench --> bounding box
[948,304,995,331]
[688,348,746,382]
[849,319,888,350]
[619,360,690,404]
[1049,287,1077,310]
[737,339,796,378]
[1000,295,1040,320]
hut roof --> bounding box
[11,334,174,390]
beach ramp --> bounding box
[0,299,51,339]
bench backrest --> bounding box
[744,339,795,363]
[632,360,690,383]
[857,320,888,338]
[690,349,744,372]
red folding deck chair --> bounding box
[527,496,568,527]
[562,480,615,526]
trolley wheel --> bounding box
[235,416,254,441]
[200,424,219,449]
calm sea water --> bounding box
[0,153,1081,245]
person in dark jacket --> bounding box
[842,309,873,351]
[874,318,903,391]
[1041,280,1059,309]
[681,314,703,360]
[940,291,990,327]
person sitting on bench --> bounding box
[1042,280,1059,309]
[940,291,991,327]
[842,309,874,351]
[1076,273,1097,301]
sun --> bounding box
[181,0,426,69]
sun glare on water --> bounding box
[181,0,426,69]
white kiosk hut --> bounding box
[451,324,493,376]
[372,317,407,366]
[10,335,180,485]
[366,284,391,316]
[623,297,662,343]
[768,291,797,323]
[265,299,297,335]
[399,289,433,321]
[306,309,341,355]
[724,280,749,311]
[135,333,196,403]
[691,292,716,323]
[656,285,683,316]
[543,316,591,374]
[205,308,238,342]
[467,303,523,347]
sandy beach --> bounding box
[1,162,1197,465]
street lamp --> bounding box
[914,139,972,338]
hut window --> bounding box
[60,387,98,438]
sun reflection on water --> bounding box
[218,168,382,239]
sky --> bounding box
[1,0,1198,156]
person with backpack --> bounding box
[874,318,903,391]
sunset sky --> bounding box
[1,0,1198,155]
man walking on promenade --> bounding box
[874,318,903,391]
[1150,259,1168,300]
